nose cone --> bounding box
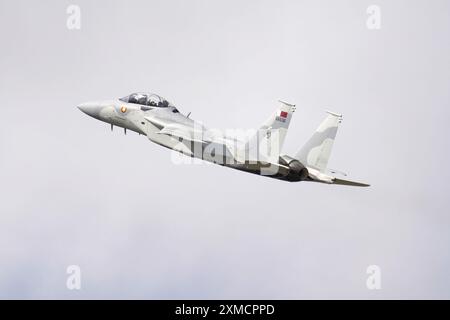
[77,102,103,119]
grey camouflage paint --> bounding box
[295,113,341,172]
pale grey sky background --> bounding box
[0,0,449,299]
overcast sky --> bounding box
[0,0,449,299]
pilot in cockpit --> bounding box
[120,93,176,110]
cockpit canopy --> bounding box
[120,93,174,108]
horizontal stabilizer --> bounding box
[333,178,370,187]
[327,168,347,177]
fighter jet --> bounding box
[78,92,369,186]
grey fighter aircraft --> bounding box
[78,92,369,186]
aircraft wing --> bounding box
[157,125,208,144]
[144,116,166,130]
[144,116,209,144]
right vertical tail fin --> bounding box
[295,111,342,172]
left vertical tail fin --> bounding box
[245,100,296,159]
